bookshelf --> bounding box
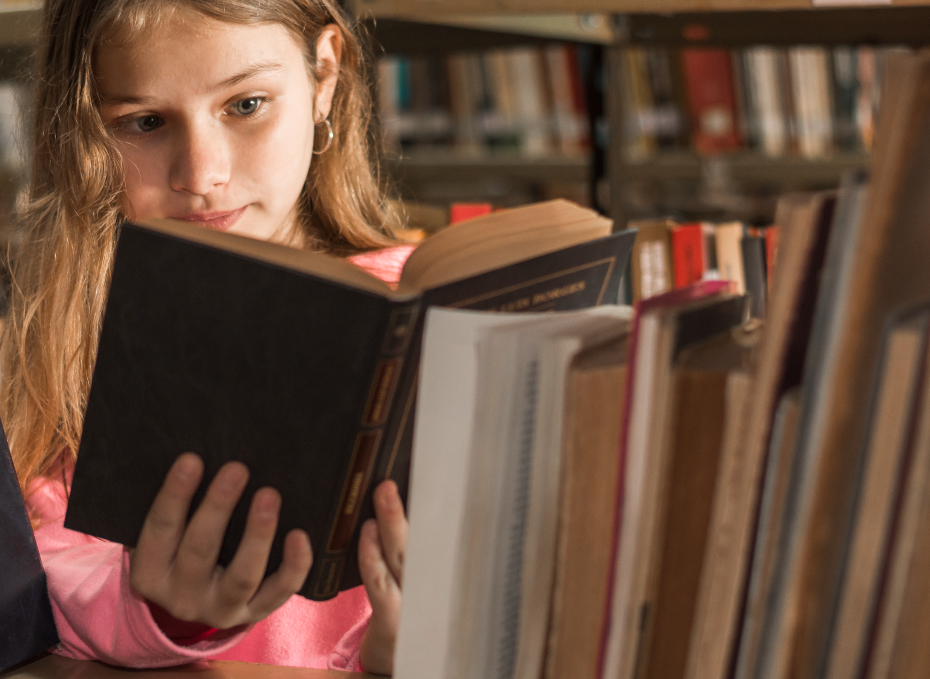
[365,14,611,216]
[361,2,930,230]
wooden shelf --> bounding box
[385,151,590,184]
[620,152,870,185]
[358,0,930,18]
[621,7,930,46]
[363,13,614,51]
[0,4,40,48]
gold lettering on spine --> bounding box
[363,359,400,425]
[326,431,382,553]
[343,472,365,516]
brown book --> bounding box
[630,219,675,303]
[544,337,629,679]
[727,388,802,679]
[866,335,930,679]
[690,190,838,679]
[824,309,930,679]
[750,53,930,679]
[602,284,745,679]
[637,322,760,679]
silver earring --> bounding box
[314,118,333,155]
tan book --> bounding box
[602,284,744,679]
[689,190,837,679]
[867,338,930,679]
[824,309,929,679]
[714,221,747,295]
[637,322,760,679]
[544,338,629,679]
[630,219,675,303]
[727,388,802,679]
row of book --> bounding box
[626,217,779,318]
[393,52,930,679]
[623,45,901,160]
[376,45,592,157]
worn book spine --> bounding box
[311,300,421,599]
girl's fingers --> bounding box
[358,519,401,607]
[246,528,313,622]
[216,487,282,610]
[372,480,407,586]
[172,461,250,589]
[133,453,204,583]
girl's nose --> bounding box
[168,120,231,196]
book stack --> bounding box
[377,45,591,157]
[395,51,930,679]
[621,45,901,160]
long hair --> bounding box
[1,0,400,495]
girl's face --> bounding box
[95,13,341,243]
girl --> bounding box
[2,0,411,673]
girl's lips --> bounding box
[173,206,247,231]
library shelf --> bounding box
[386,151,589,184]
[621,152,870,187]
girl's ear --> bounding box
[314,24,343,122]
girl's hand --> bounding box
[129,453,313,630]
[358,480,407,675]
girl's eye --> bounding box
[127,114,163,134]
[233,97,263,115]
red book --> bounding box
[764,225,781,276]
[671,223,708,288]
[449,203,493,225]
[681,49,742,154]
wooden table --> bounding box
[1,655,373,678]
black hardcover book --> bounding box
[65,200,636,600]
[0,420,59,670]
[742,234,768,319]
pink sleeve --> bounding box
[27,476,250,668]
[349,244,417,288]
[327,615,368,672]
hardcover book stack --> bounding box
[393,51,930,679]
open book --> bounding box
[65,200,636,601]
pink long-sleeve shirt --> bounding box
[26,244,415,670]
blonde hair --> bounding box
[2,0,401,494]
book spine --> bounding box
[310,301,421,599]
[680,48,741,154]
[672,224,707,289]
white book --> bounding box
[746,47,788,157]
[395,305,632,679]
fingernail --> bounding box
[174,455,198,481]
[255,490,280,518]
[219,463,247,490]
